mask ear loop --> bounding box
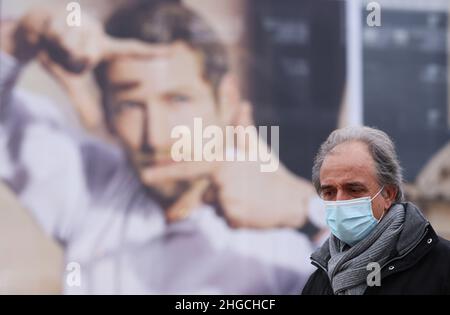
[370,186,384,202]
[371,186,386,222]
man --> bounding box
[302,126,450,295]
[0,1,324,293]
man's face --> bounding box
[319,141,392,219]
[104,42,223,202]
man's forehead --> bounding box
[106,42,205,85]
[320,141,377,185]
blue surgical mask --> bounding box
[325,186,384,246]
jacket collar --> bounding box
[380,223,438,280]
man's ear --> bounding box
[382,185,398,209]
[217,72,241,124]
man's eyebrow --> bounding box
[109,81,141,92]
[344,182,368,188]
[320,182,368,190]
[320,184,335,191]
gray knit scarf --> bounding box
[327,204,405,295]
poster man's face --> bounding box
[104,42,222,201]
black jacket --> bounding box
[302,220,450,295]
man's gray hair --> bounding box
[312,126,404,202]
